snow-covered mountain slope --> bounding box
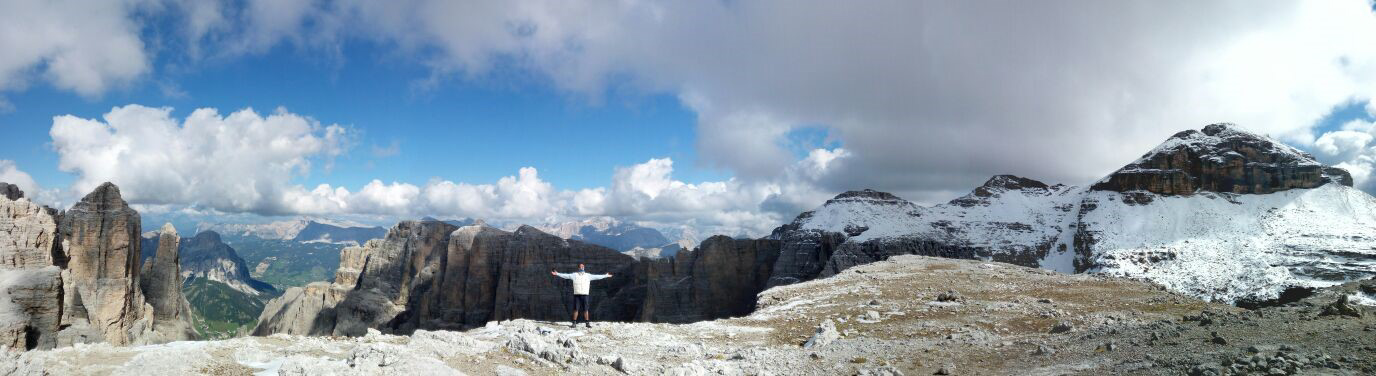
[1071,184,1376,303]
[767,123,1375,304]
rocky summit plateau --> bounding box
[6,255,1375,375]
[1,123,1376,375]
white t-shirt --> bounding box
[556,271,611,295]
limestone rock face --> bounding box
[55,182,154,346]
[0,185,64,350]
[136,223,196,343]
[634,236,781,323]
[427,225,639,330]
[1090,123,1352,195]
[1,182,197,350]
[0,192,59,270]
[254,221,783,336]
[252,282,343,336]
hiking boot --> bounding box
[569,322,577,328]
[585,322,592,328]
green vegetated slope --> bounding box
[228,237,344,288]
[183,277,274,339]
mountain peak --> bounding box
[1093,123,1352,195]
[825,189,908,206]
[78,182,126,207]
[980,175,1050,191]
[191,230,223,245]
[947,175,1061,207]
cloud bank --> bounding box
[9,1,1376,235]
[48,105,846,236]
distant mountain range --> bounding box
[142,230,277,338]
[537,216,697,258]
[764,123,1369,304]
[197,217,386,246]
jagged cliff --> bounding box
[54,182,155,346]
[137,223,197,343]
[0,182,194,350]
[254,221,782,335]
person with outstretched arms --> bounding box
[551,263,612,328]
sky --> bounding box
[2,0,1376,237]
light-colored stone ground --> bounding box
[4,255,1372,375]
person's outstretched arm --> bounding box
[551,270,575,279]
[588,273,613,281]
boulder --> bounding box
[802,319,839,348]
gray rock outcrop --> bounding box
[0,188,62,350]
[634,236,781,322]
[55,182,155,346]
[1,182,195,350]
[255,220,784,336]
[137,223,197,343]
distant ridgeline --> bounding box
[253,123,1376,337]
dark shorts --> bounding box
[573,294,589,312]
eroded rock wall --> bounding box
[1,182,194,350]
[255,222,784,335]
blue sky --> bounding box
[3,1,1376,237]
[0,41,730,192]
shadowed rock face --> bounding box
[137,224,197,342]
[1091,123,1352,195]
[255,221,783,336]
[0,182,22,201]
[633,236,781,323]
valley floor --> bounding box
[3,255,1373,375]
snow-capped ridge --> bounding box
[948,175,1067,207]
[1091,123,1353,195]
[767,123,1375,304]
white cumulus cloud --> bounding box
[50,104,350,214]
[0,160,40,198]
[0,0,148,98]
[46,104,856,236]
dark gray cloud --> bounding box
[8,0,1376,236]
